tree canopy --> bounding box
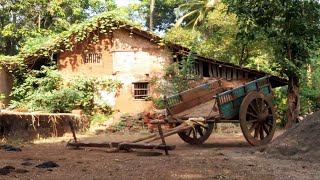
[223,0,320,128]
[0,0,117,55]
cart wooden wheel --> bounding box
[240,91,276,146]
[178,123,214,145]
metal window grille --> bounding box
[84,53,102,64]
[133,82,149,99]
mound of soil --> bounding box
[265,111,320,163]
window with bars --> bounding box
[133,82,149,100]
[84,53,102,64]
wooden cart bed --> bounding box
[165,80,224,119]
[175,99,219,119]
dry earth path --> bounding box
[0,130,319,180]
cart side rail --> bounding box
[215,76,272,119]
[164,80,224,115]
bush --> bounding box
[90,113,111,125]
[111,118,126,131]
[10,64,121,115]
[0,94,5,102]
[150,51,200,101]
[273,86,287,127]
[152,97,165,109]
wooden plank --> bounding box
[195,63,199,75]
[217,65,221,78]
[179,81,220,102]
[212,64,217,77]
[180,88,211,102]
[67,142,176,150]
[232,69,238,80]
[227,67,232,80]
[199,61,204,77]
[120,143,175,150]
[221,67,226,79]
[245,72,249,79]
[208,64,213,77]
[238,70,244,80]
[175,100,220,119]
[169,88,224,115]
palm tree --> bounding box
[150,0,155,31]
[175,0,216,29]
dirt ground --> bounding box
[0,128,319,180]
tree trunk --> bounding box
[238,44,248,66]
[307,64,312,87]
[149,0,155,31]
[285,76,300,129]
[38,14,41,30]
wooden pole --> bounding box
[144,124,191,143]
[158,123,169,155]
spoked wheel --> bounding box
[178,123,214,145]
[240,92,276,146]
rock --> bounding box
[143,112,150,118]
[21,162,33,166]
[22,158,33,161]
[95,128,105,135]
[36,161,59,168]
[157,114,165,119]
[143,117,150,124]
[126,118,133,127]
[132,113,142,120]
[0,166,15,175]
[0,145,22,152]
[15,169,29,174]
[148,112,155,119]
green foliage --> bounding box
[0,55,25,72]
[0,94,5,102]
[169,0,280,75]
[300,62,320,115]
[0,0,117,55]
[18,11,141,59]
[224,0,320,125]
[176,0,216,29]
[111,119,127,131]
[224,0,320,78]
[151,51,199,95]
[10,64,121,114]
[152,97,165,109]
[273,87,288,127]
[165,27,202,48]
[90,113,111,125]
[130,0,184,31]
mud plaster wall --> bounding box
[0,66,13,105]
[58,33,113,77]
[0,114,89,139]
[58,29,172,113]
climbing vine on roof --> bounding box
[20,11,151,61]
[0,55,24,71]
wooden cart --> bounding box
[67,76,276,154]
[164,76,276,146]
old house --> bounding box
[23,12,287,114]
